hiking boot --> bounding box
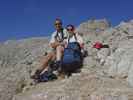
[58,72,65,80]
[30,69,41,79]
[56,60,62,71]
[49,61,58,71]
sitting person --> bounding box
[65,24,84,50]
[59,24,84,76]
[31,18,68,79]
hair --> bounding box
[66,24,75,30]
[55,18,62,25]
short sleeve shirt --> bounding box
[49,29,68,44]
[65,33,84,45]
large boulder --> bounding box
[76,19,111,36]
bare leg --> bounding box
[31,51,56,79]
[56,45,64,61]
[56,45,65,79]
[39,51,56,72]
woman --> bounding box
[65,24,84,49]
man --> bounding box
[31,18,68,79]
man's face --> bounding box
[54,20,62,31]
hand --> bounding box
[59,41,67,47]
[64,41,68,48]
[60,42,65,46]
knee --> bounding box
[46,52,55,59]
[56,46,64,52]
[56,46,62,51]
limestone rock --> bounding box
[76,19,111,35]
[0,37,49,100]
[1,19,133,100]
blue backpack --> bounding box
[61,41,82,73]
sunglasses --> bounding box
[67,27,73,31]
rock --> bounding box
[97,47,110,65]
[90,94,128,100]
[12,72,133,100]
[1,19,133,100]
[0,37,49,100]
[76,19,111,35]
[104,40,133,78]
[127,62,133,87]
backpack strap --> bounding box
[67,33,81,51]
[74,33,77,41]
[61,29,64,40]
[68,33,77,43]
[55,28,64,42]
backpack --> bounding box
[93,42,103,49]
[61,35,82,73]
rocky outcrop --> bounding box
[76,19,111,35]
[1,19,133,100]
[103,21,133,84]
[0,37,49,100]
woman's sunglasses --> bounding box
[67,27,73,31]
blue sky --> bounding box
[0,0,133,41]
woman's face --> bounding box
[67,26,74,37]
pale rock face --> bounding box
[76,19,111,35]
[90,94,128,100]
[79,19,133,88]
[97,48,110,65]
[2,19,133,100]
[0,37,49,100]
[127,63,133,87]
[104,39,133,80]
